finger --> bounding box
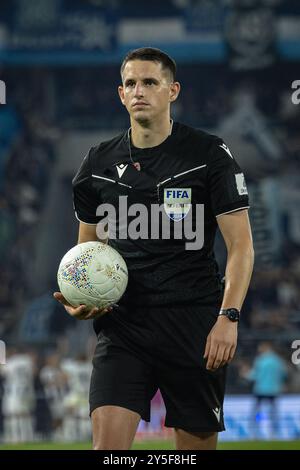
[53,292,64,303]
[74,307,94,320]
[206,343,218,370]
[211,345,224,370]
[203,335,211,359]
[93,306,113,317]
[83,307,102,319]
[219,346,231,368]
[82,306,113,320]
[53,292,72,307]
[65,304,87,317]
[227,344,237,363]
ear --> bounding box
[169,82,180,103]
[118,85,126,106]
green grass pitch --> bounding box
[1,440,300,450]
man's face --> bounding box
[118,60,179,124]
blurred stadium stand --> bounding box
[0,0,300,443]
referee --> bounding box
[54,47,254,450]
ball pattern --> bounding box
[57,242,128,308]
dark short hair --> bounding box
[120,47,177,82]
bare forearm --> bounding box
[78,222,108,244]
[205,210,253,370]
[221,242,254,311]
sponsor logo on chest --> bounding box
[164,188,192,221]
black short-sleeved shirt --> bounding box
[73,121,249,307]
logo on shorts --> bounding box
[164,188,191,221]
[212,407,221,422]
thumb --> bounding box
[53,292,71,306]
[53,292,63,301]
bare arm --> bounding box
[78,222,108,244]
[217,210,254,310]
[204,210,254,370]
[54,222,110,320]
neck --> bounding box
[130,117,173,149]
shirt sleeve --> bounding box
[207,140,250,217]
[72,147,100,225]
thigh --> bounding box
[90,331,158,423]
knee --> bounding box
[93,437,130,450]
[175,428,218,450]
[175,428,215,440]
[93,435,110,450]
[93,441,109,450]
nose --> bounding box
[134,82,144,97]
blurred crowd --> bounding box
[0,346,93,443]
[0,70,59,337]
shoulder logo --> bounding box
[212,407,221,422]
[235,173,248,195]
[219,143,233,159]
[116,164,128,179]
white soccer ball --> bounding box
[57,241,128,309]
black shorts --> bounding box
[90,304,226,432]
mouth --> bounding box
[132,102,149,108]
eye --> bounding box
[126,80,135,87]
[144,79,155,86]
